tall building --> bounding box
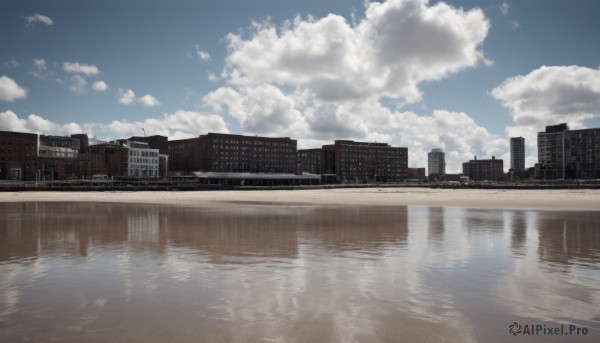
[462,156,504,181]
[168,133,297,174]
[321,140,407,183]
[537,124,568,179]
[427,148,445,178]
[510,137,525,171]
[538,123,600,179]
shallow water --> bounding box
[0,202,599,342]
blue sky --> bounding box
[1,0,600,172]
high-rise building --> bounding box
[427,148,445,177]
[297,148,322,174]
[462,156,504,181]
[537,123,600,179]
[510,137,525,171]
[536,123,568,179]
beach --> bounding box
[1,188,599,211]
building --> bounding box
[85,143,130,178]
[563,128,600,179]
[536,123,568,179]
[297,148,322,174]
[0,131,38,180]
[407,168,426,181]
[428,148,445,178]
[322,140,407,183]
[126,141,160,177]
[462,156,504,181]
[510,137,525,171]
[129,135,168,155]
[168,133,297,174]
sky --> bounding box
[1,0,600,173]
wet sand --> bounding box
[1,188,599,211]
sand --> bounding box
[1,188,599,211]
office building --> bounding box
[126,141,160,177]
[510,137,525,171]
[462,156,504,181]
[0,131,38,180]
[536,123,568,179]
[428,148,446,178]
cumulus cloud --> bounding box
[67,75,88,93]
[93,110,229,139]
[202,0,496,171]
[63,62,99,75]
[117,88,136,105]
[0,76,27,102]
[511,21,520,30]
[30,59,50,79]
[138,94,160,107]
[1,110,229,141]
[207,71,218,82]
[23,14,54,27]
[92,80,108,91]
[492,65,600,167]
[0,110,81,134]
[223,0,489,102]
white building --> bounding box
[127,141,160,177]
[427,148,446,177]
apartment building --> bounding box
[462,156,504,181]
[323,140,408,183]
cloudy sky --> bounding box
[1,0,600,173]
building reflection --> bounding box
[537,211,600,266]
[0,203,411,262]
[509,211,527,255]
[464,208,505,232]
[427,207,445,246]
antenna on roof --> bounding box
[142,128,146,137]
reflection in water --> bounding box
[0,202,599,342]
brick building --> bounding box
[0,131,38,180]
[168,133,297,174]
[462,156,504,181]
[322,140,408,183]
[297,148,322,174]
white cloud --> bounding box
[0,76,27,102]
[511,21,520,30]
[1,110,228,141]
[207,71,218,82]
[190,45,211,61]
[117,89,136,105]
[63,62,99,75]
[23,14,54,27]
[223,0,489,103]
[203,0,496,171]
[492,65,600,167]
[97,110,228,139]
[138,94,161,107]
[0,110,81,134]
[30,59,49,79]
[92,80,108,91]
[499,2,510,16]
[67,75,88,93]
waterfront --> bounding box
[1,202,599,342]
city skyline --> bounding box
[1,0,600,173]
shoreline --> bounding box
[1,188,599,211]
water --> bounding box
[1,202,599,342]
